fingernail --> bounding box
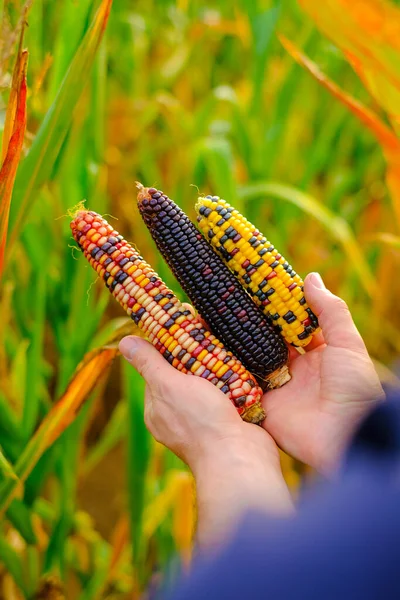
[119,336,140,361]
[308,272,325,289]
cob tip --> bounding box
[136,182,152,206]
[194,196,207,213]
[67,201,87,221]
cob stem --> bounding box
[264,365,291,390]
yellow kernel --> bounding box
[159,332,171,345]
[190,360,202,373]
[211,359,224,374]
[169,324,180,335]
[167,339,178,352]
[197,349,208,362]
[215,364,229,378]
[293,288,303,300]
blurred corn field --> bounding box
[1,0,400,597]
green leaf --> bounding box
[197,137,241,210]
[249,4,281,111]
[22,271,46,439]
[8,0,113,251]
[0,446,18,482]
[0,536,29,597]
[124,361,150,576]
[6,499,37,546]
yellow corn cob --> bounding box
[70,209,266,423]
[195,196,320,347]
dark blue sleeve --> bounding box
[167,393,400,600]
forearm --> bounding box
[192,444,294,550]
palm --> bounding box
[261,336,384,473]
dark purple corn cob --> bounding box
[137,185,290,389]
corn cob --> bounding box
[195,196,320,347]
[137,186,290,389]
[70,209,265,423]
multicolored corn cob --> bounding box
[70,209,266,423]
[137,186,290,389]
[195,196,320,347]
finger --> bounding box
[119,335,179,387]
[288,344,300,361]
[181,302,209,329]
[304,330,325,352]
[304,273,366,352]
[181,302,196,316]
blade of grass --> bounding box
[299,0,400,124]
[172,472,194,566]
[7,0,113,253]
[238,181,377,297]
[0,537,29,597]
[22,270,46,438]
[198,137,241,210]
[142,471,191,540]
[124,360,150,586]
[47,0,93,102]
[0,447,18,482]
[249,4,281,113]
[280,36,400,228]
[0,46,27,279]
[363,232,400,249]
[279,36,400,155]
[0,341,119,516]
[6,499,37,545]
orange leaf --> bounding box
[280,35,400,228]
[299,0,400,124]
[0,344,121,516]
[42,346,117,449]
[0,48,28,279]
[108,516,130,579]
[280,36,400,155]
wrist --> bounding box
[193,440,294,549]
[192,436,294,548]
[192,439,280,481]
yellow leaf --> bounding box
[172,472,195,565]
[143,471,193,541]
[299,0,400,124]
[280,35,400,229]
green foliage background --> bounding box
[0,0,398,597]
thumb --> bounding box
[304,273,366,352]
[119,335,177,385]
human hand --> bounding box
[119,335,294,547]
[262,272,385,476]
